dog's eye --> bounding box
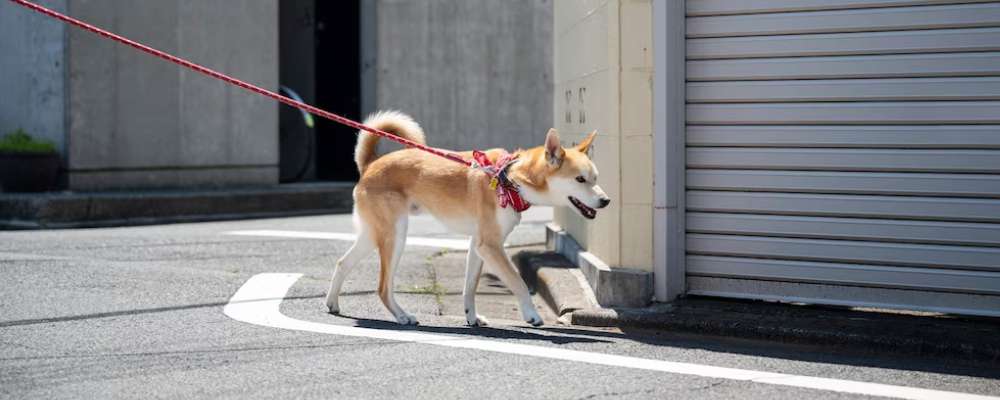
[576,176,587,183]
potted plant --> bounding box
[0,129,60,192]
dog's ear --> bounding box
[545,128,564,167]
[576,130,597,156]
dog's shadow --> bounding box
[342,314,613,345]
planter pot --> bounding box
[0,151,60,192]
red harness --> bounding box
[472,151,532,213]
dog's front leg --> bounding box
[463,248,489,327]
[474,243,544,327]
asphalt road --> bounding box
[2,209,998,399]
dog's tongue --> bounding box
[570,197,596,219]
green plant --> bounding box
[0,129,56,154]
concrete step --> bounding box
[0,182,354,229]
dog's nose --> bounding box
[598,198,611,208]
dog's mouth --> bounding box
[569,197,597,220]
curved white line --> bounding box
[225,273,996,400]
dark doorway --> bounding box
[278,0,317,183]
[314,0,361,182]
[278,0,361,183]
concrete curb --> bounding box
[518,249,1000,364]
[513,250,595,321]
[0,182,354,229]
[545,223,652,308]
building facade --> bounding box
[1,0,552,190]
[554,0,1000,316]
[1,0,279,190]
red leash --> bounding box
[7,0,472,167]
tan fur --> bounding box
[355,111,426,175]
[327,111,609,327]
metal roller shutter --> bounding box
[683,0,1000,316]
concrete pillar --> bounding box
[553,0,655,272]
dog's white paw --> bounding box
[395,313,419,326]
[523,309,544,327]
[466,314,490,327]
[326,299,340,315]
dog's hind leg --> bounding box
[463,248,489,327]
[326,215,375,314]
[377,214,418,325]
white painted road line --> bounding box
[224,273,997,400]
[223,230,471,250]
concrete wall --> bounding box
[375,0,553,152]
[553,0,655,272]
[0,0,68,155]
[63,0,279,190]
[4,0,544,190]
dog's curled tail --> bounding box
[355,110,426,175]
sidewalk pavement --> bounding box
[0,183,353,229]
[514,249,1000,365]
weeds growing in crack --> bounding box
[408,249,452,314]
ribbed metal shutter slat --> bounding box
[684,0,1000,316]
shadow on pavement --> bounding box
[0,294,325,328]
[348,316,613,345]
[614,326,1000,381]
[514,324,1000,380]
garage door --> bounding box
[683,0,1000,316]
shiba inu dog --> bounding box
[325,111,610,327]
